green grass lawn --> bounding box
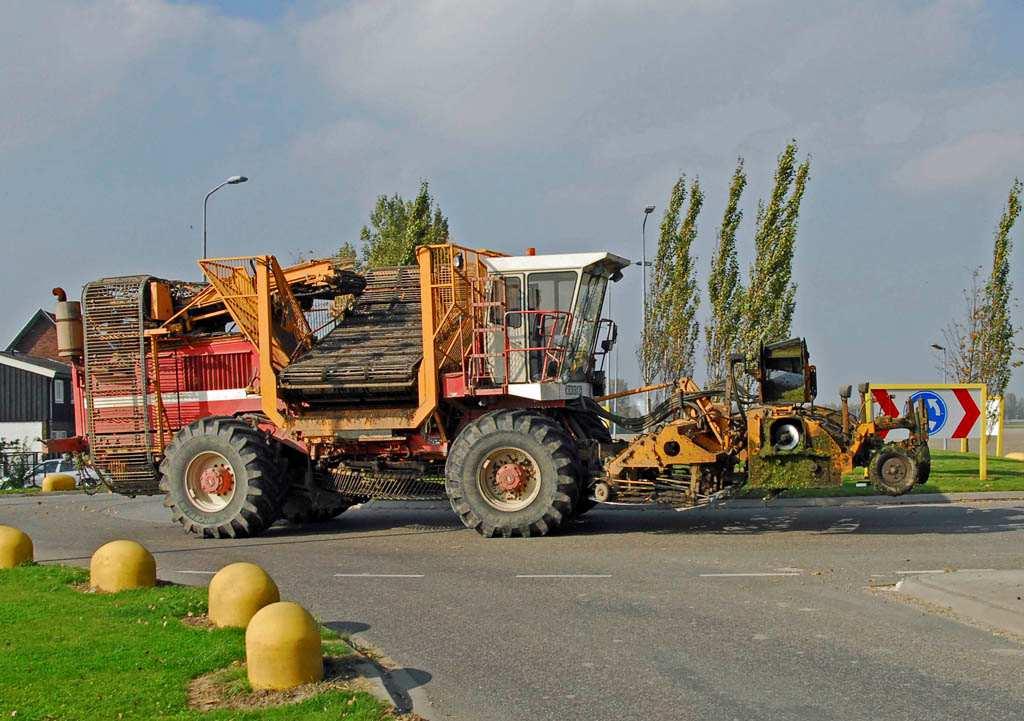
[737,450,1024,498]
[0,564,390,721]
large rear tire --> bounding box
[159,417,285,538]
[445,410,578,537]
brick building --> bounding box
[6,309,61,362]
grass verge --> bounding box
[0,564,391,720]
[737,450,1024,499]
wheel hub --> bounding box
[198,466,234,495]
[495,463,530,493]
[882,457,908,483]
[184,450,237,512]
[477,447,543,512]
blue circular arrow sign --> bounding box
[909,390,947,434]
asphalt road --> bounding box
[3,493,1024,721]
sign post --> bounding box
[867,383,988,481]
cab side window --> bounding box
[506,277,522,329]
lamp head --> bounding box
[227,175,248,184]
[643,205,656,214]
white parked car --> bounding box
[1,457,99,489]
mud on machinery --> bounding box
[48,243,929,538]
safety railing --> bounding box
[465,309,575,388]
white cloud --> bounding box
[894,131,1024,191]
[294,0,985,174]
[0,0,259,153]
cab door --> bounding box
[482,274,527,384]
[503,275,527,383]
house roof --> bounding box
[5,309,56,353]
[0,350,70,379]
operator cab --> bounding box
[476,251,629,400]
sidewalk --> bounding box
[897,570,1024,638]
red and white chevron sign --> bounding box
[870,386,983,440]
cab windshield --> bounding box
[563,271,608,382]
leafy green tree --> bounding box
[1005,392,1023,419]
[359,181,450,267]
[942,268,989,385]
[335,240,359,269]
[704,158,747,385]
[741,140,810,357]
[639,175,703,385]
[337,241,358,261]
[943,179,1023,407]
[981,178,1022,397]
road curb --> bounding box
[718,491,1024,509]
[896,570,1024,638]
[347,634,436,719]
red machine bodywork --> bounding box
[67,335,263,455]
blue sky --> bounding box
[1,0,1022,399]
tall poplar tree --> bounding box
[981,178,1022,397]
[639,177,685,387]
[664,178,703,379]
[704,158,747,385]
[741,140,810,356]
[638,175,703,385]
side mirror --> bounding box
[838,384,852,400]
[857,382,869,395]
[600,321,618,352]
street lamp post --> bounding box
[203,175,249,259]
[931,342,948,450]
[640,204,655,412]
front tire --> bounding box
[870,444,919,496]
[159,417,285,538]
[445,410,578,537]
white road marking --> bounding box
[876,504,943,509]
[894,570,946,575]
[699,572,801,578]
[334,573,424,578]
[171,570,216,575]
[515,574,612,579]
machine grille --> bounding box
[82,276,161,495]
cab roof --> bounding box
[482,252,630,275]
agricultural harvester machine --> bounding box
[48,243,929,538]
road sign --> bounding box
[866,383,988,480]
[870,387,982,439]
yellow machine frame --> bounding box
[175,244,504,442]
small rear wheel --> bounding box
[446,410,578,537]
[159,417,285,538]
[870,445,919,496]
